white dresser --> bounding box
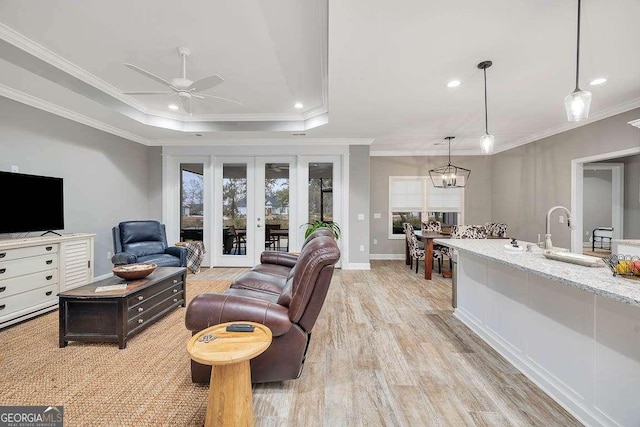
[0,233,95,328]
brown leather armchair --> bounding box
[185,233,340,383]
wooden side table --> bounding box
[187,322,272,427]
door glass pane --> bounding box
[223,164,247,255]
[308,163,333,222]
[265,163,289,252]
[180,163,203,242]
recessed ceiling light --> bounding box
[446,80,461,88]
[194,133,203,137]
[589,78,607,86]
[294,102,303,109]
[168,104,179,110]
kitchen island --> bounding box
[436,238,640,427]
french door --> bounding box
[214,156,296,267]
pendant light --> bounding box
[478,60,494,154]
[564,0,591,121]
[428,137,471,188]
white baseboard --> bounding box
[369,253,404,260]
[344,263,371,270]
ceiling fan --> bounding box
[123,47,243,116]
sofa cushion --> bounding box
[230,271,287,295]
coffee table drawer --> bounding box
[128,282,185,317]
[127,289,185,332]
[127,275,183,308]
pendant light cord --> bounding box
[483,68,489,134]
[575,0,582,91]
[447,137,452,165]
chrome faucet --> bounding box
[545,205,575,249]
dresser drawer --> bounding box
[0,254,59,280]
[0,244,58,262]
[127,275,184,309]
[0,284,57,318]
[0,269,58,298]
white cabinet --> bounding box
[0,233,94,328]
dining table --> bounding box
[406,230,451,280]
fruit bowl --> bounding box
[112,263,157,280]
[604,255,640,280]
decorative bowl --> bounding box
[112,263,157,280]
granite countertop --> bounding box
[612,239,640,246]
[435,238,640,308]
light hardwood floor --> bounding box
[252,260,582,427]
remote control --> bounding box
[226,323,255,332]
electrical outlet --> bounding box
[585,231,590,236]
[11,165,19,172]
[357,214,365,220]
[373,213,381,219]
[373,238,378,245]
[359,245,365,252]
[559,215,564,224]
[106,251,112,260]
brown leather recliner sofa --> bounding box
[185,229,340,383]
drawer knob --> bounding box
[46,246,53,251]
[0,304,5,310]
[0,287,5,293]
[0,268,5,274]
[138,307,144,312]
[0,252,5,258]
[46,275,53,280]
[173,279,178,284]
[173,298,178,303]
[138,318,144,324]
[46,291,53,296]
[137,296,144,301]
[46,260,53,265]
[173,289,178,293]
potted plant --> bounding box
[302,220,341,239]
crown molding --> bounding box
[153,137,373,147]
[370,149,485,157]
[492,96,640,155]
[0,84,152,145]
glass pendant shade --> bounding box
[564,89,592,121]
[480,133,495,154]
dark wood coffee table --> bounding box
[58,266,187,349]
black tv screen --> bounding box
[0,171,64,234]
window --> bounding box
[389,176,464,238]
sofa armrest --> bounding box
[165,246,187,267]
[111,252,137,265]
[260,251,299,268]
[185,293,292,337]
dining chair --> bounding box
[406,223,442,274]
[229,225,246,255]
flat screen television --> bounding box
[0,171,64,234]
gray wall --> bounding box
[583,169,612,242]
[491,108,640,249]
[370,155,492,255]
[0,97,162,277]
[348,145,370,265]
[615,154,640,239]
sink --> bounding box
[542,250,605,267]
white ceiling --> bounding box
[1,0,639,155]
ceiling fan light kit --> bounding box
[565,0,592,121]
[428,136,471,189]
[123,46,243,116]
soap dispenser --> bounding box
[544,234,553,250]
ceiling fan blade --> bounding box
[124,63,175,89]
[197,93,244,106]
[188,74,224,92]
[181,96,192,116]
[123,91,174,95]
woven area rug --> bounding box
[0,272,233,426]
